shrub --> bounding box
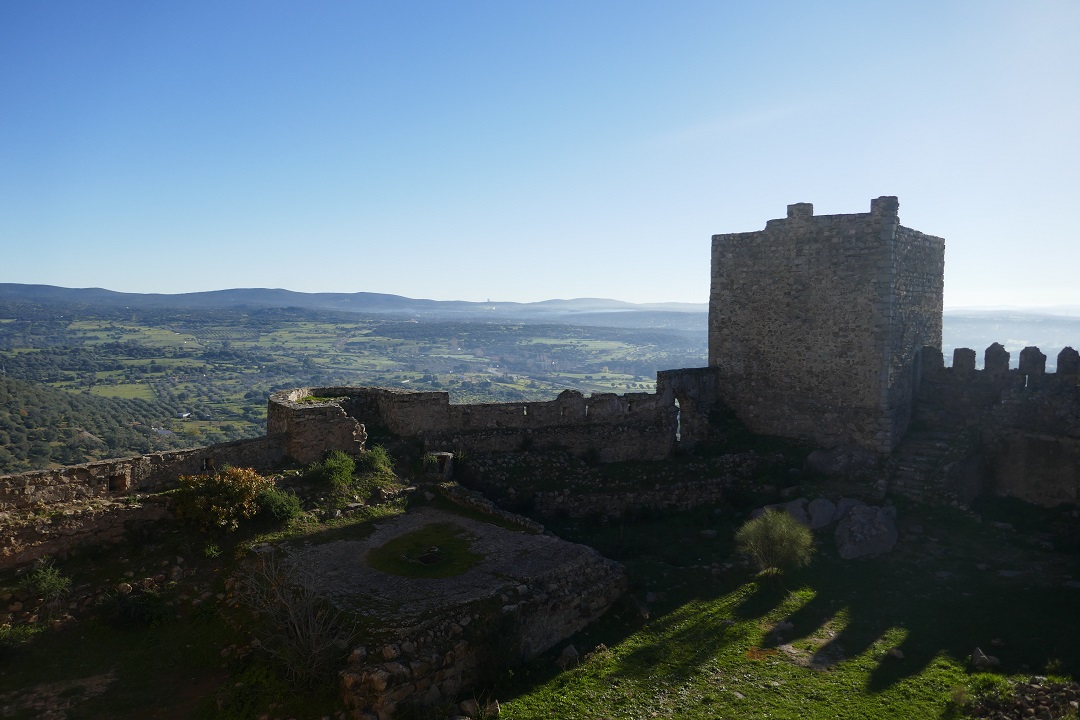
[25,558,70,618]
[257,486,303,524]
[304,451,355,493]
[174,466,276,533]
[306,448,397,506]
[734,509,815,575]
[103,588,170,627]
[354,445,393,476]
[236,551,356,687]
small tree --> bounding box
[735,510,815,575]
[236,551,356,687]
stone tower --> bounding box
[708,196,944,452]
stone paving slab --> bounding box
[286,507,608,616]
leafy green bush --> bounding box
[304,451,355,494]
[257,486,303,524]
[174,466,276,533]
[306,447,397,506]
[734,509,815,575]
[355,445,393,476]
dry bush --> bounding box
[235,550,356,687]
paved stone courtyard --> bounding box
[287,506,615,616]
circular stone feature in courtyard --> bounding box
[367,522,482,578]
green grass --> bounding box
[367,522,483,578]
[491,501,1080,719]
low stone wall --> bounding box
[531,476,731,519]
[460,450,762,521]
[340,554,627,720]
[0,435,287,512]
[0,496,170,570]
[436,482,545,534]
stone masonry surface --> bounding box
[709,197,944,453]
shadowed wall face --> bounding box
[709,197,944,452]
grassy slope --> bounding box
[496,502,1080,720]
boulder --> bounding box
[806,498,837,529]
[834,505,898,559]
[833,497,866,522]
[781,498,810,526]
[971,646,1000,670]
[751,499,809,526]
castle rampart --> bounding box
[0,434,287,513]
[267,385,680,464]
[907,343,1080,506]
[709,197,944,453]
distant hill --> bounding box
[942,310,1080,370]
[0,283,708,331]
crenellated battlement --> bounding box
[931,343,1080,377]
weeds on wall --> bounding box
[305,447,398,508]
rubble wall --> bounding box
[269,386,679,463]
[340,553,626,720]
[0,435,286,512]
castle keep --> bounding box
[709,196,944,453]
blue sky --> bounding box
[1,1,1077,307]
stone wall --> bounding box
[900,344,1080,505]
[0,435,287,512]
[1,497,170,570]
[339,550,626,720]
[266,388,367,465]
[268,385,680,464]
[709,197,944,453]
[656,366,722,448]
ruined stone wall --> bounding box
[269,386,678,464]
[709,197,944,453]
[656,366,722,448]
[906,344,1080,506]
[340,553,626,720]
[0,435,287,512]
[267,388,367,465]
[1,497,170,570]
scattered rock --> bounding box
[888,647,904,659]
[972,647,1000,670]
[556,644,579,669]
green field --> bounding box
[0,302,704,474]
